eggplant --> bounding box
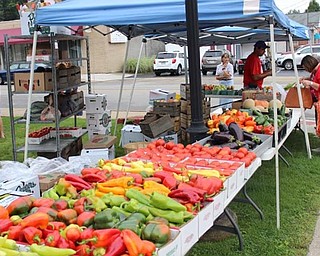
[243,140,257,149]
[221,142,240,149]
[211,132,235,145]
[218,122,229,132]
[243,131,262,144]
[228,122,244,141]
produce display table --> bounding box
[260,108,302,161]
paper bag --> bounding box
[284,87,313,109]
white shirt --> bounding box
[216,62,234,80]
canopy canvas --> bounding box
[29,0,311,230]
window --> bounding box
[156,53,176,59]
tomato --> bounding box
[176,143,185,149]
[240,157,252,167]
[155,139,166,147]
[238,147,248,156]
[165,141,175,150]
[235,152,245,159]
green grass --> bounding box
[124,56,155,73]
[1,117,320,255]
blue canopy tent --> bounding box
[30,0,311,229]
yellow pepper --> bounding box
[143,181,170,195]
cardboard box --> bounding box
[86,112,111,128]
[149,89,176,104]
[143,132,178,144]
[50,127,83,139]
[157,229,181,256]
[80,145,115,163]
[121,125,144,146]
[180,215,199,255]
[14,72,53,92]
[84,135,117,149]
[38,172,65,193]
[87,125,112,140]
[85,94,108,113]
[225,173,237,199]
[213,190,226,221]
[0,176,40,198]
[0,189,33,207]
[198,201,214,237]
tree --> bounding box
[287,9,301,14]
[306,0,320,12]
[0,0,20,21]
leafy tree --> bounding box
[0,0,20,21]
[287,9,301,14]
[306,0,320,12]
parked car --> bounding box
[0,62,51,84]
[201,49,235,75]
[153,51,187,76]
[236,54,271,74]
[276,44,320,70]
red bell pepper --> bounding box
[57,209,78,225]
[65,226,81,243]
[31,206,58,222]
[44,230,61,247]
[56,236,70,249]
[47,221,67,231]
[189,175,223,195]
[76,211,95,227]
[22,226,43,244]
[32,198,55,208]
[80,227,94,242]
[140,240,156,256]
[104,235,126,256]
[6,225,24,241]
[0,219,13,233]
[52,199,69,211]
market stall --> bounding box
[0,1,306,255]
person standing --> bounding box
[243,41,272,89]
[216,52,234,110]
[299,55,320,142]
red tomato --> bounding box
[238,147,248,156]
[165,141,175,150]
[155,139,166,147]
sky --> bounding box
[274,0,319,14]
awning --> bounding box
[0,28,25,46]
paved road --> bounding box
[0,70,315,120]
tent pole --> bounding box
[185,0,208,142]
[269,20,280,229]
[123,38,145,127]
[24,30,38,161]
[119,38,145,146]
[288,34,311,159]
[113,37,131,136]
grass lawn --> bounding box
[1,117,320,255]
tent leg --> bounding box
[281,145,293,157]
[113,38,131,136]
[279,153,290,167]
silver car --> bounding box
[201,49,235,75]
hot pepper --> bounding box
[57,209,78,225]
[0,236,17,250]
[96,185,126,195]
[178,182,207,198]
[168,189,202,204]
[121,199,150,217]
[104,235,126,256]
[154,171,177,190]
[30,243,76,256]
[108,195,127,207]
[32,198,55,208]
[99,176,134,188]
[0,206,9,219]
[76,211,96,227]
[87,196,107,213]
[79,228,94,242]
[125,173,143,184]
[55,178,72,196]
[75,244,91,256]
[22,226,43,245]
[89,229,121,248]
[82,173,106,183]
[189,175,224,195]
[148,207,185,224]
[44,230,61,247]
[0,219,13,233]
[6,196,35,217]
[125,188,151,206]
[73,197,93,215]
[122,229,143,256]
[20,212,49,229]
[143,181,170,195]
[150,192,186,212]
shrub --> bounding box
[124,56,155,73]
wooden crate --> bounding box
[181,128,191,144]
[180,113,209,129]
[139,114,174,138]
[180,99,211,116]
[180,83,205,100]
[153,101,181,117]
[171,117,181,132]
